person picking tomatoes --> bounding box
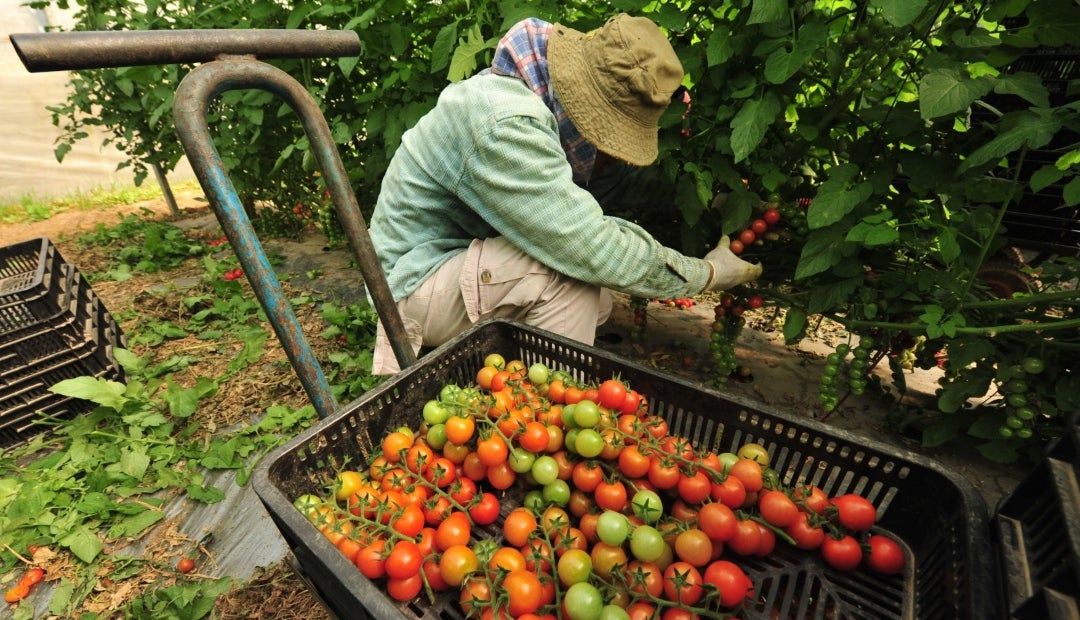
[368,14,762,373]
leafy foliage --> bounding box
[35,0,1080,459]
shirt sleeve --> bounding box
[452,113,712,299]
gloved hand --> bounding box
[703,236,763,292]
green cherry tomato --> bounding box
[528,363,550,385]
[423,400,451,425]
[573,400,601,428]
[531,455,560,486]
[736,442,771,466]
[1022,357,1045,375]
[484,353,506,370]
[629,525,666,563]
[426,424,448,450]
[596,510,631,546]
[631,490,664,524]
[564,582,604,620]
[717,452,739,473]
[543,479,571,506]
[574,428,605,458]
[509,448,537,474]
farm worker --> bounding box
[368,14,762,374]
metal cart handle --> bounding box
[10,30,419,418]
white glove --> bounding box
[703,236,763,292]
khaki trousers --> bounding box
[372,237,612,375]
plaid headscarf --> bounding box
[487,18,597,184]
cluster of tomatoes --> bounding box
[728,208,782,256]
[4,567,44,604]
[709,293,765,386]
[293,356,905,620]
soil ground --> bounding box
[2,186,1030,618]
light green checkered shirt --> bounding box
[368,73,711,302]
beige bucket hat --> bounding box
[548,14,684,166]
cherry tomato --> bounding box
[739,229,757,245]
[703,560,752,608]
[440,545,479,586]
[729,239,745,255]
[387,573,424,601]
[504,507,538,547]
[435,511,471,550]
[865,534,906,575]
[698,502,737,542]
[469,492,501,525]
[821,534,863,571]
[626,560,664,598]
[663,561,704,605]
[728,459,763,492]
[763,208,782,225]
[831,494,878,530]
[597,379,629,410]
[674,528,713,567]
[354,539,387,579]
[385,540,422,579]
[618,445,651,479]
[785,511,826,550]
[594,480,628,512]
[726,519,762,556]
[793,484,830,515]
[758,490,799,528]
[177,558,196,574]
[504,569,544,617]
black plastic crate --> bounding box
[995,425,1080,619]
[0,238,125,447]
[253,319,997,620]
[0,237,77,338]
[977,47,1080,258]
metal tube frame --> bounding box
[172,56,417,418]
[10,29,420,418]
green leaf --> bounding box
[976,440,1019,463]
[763,22,828,84]
[846,220,898,246]
[794,229,847,279]
[108,508,165,539]
[921,416,963,448]
[938,227,960,263]
[186,483,226,504]
[1030,164,1065,192]
[448,25,489,83]
[918,68,993,120]
[747,0,786,24]
[730,92,781,163]
[706,26,734,67]
[870,0,929,27]
[59,525,104,563]
[993,72,1050,108]
[119,448,151,479]
[50,377,128,410]
[431,22,458,74]
[48,579,75,615]
[1065,177,1080,206]
[806,164,870,228]
[782,306,806,342]
[113,348,146,375]
[959,109,1061,173]
[338,55,358,79]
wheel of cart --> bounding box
[13,28,1077,620]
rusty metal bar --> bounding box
[173,56,417,418]
[10,30,361,73]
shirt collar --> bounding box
[488,18,596,184]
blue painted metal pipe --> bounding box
[173,54,417,418]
